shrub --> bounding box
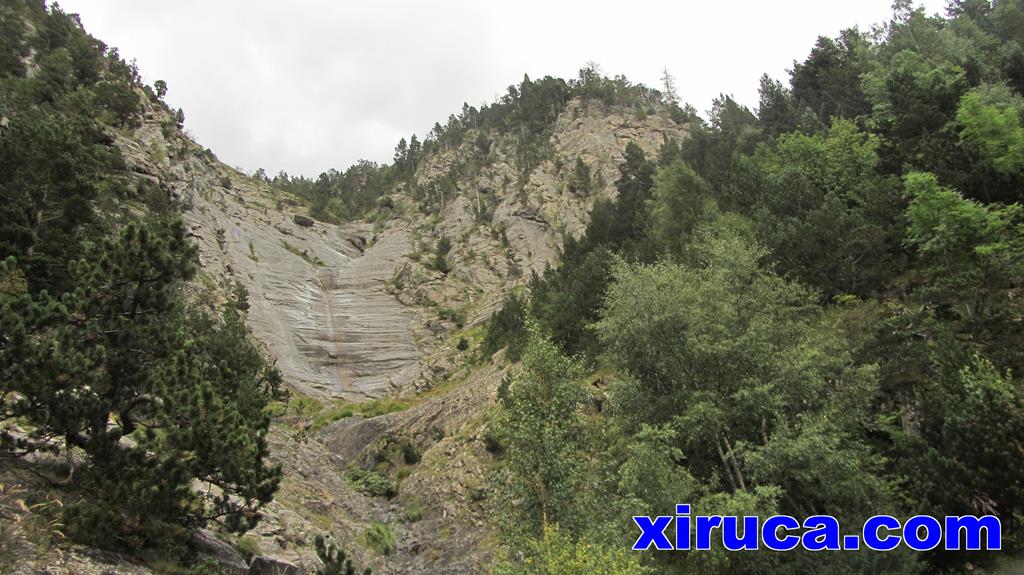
[235,535,261,560]
[402,443,422,465]
[315,534,371,575]
[439,307,466,327]
[346,469,397,498]
[434,236,452,274]
[364,523,395,556]
[403,498,424,523]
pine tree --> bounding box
[660,66,679,105]
[0,218,282,546]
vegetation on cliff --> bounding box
[487,2,1024,573]
[0,0,281,565]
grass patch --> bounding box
[264,395,322,420]
[310,398,412,432]
[364,522,395,556]
[402,442,422,465]
[403,498,424,523]
[235,535,261,561]
[280,240,324,266]
[438,306,466,327]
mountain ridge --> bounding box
[80,39,690,573]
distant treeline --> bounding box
[261,66,690,223]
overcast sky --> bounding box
[59,0,948,178]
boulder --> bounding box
[190,529,248,575]
[249,555,302,575]
[292,214,315,227]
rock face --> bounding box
[134,95,687,403]
[178,174,421,399]
[105,89,689,573]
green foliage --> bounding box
[363,522,395,556]
[315,534,371,575]
[433,235,452,274]
[903,171,1024,365]
[0,5,280,553]
[597,223,871,435]
[566,157,592,196]
[437,305,464,326]
[647,160,717,258]
[746,119,906,297]
[594,225,912,572]
[956,84,1024,176]
[494,525,650,575]
[0,106,117,293]
[489,4,1024,573]
[494,324,587,536]
[892,354,1024,518]
[522,143,657,361]
[346,468,397,498]
[401,442,422,465]
[1,220,282,548]
[482,291,528,360]
[790,29,872,123]
[235,535,261,560]
[863,45,968,175]
[310,398,411,431]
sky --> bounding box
[59,0,949,178]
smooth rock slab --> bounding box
[185,179,420,399]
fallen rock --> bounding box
[191,529,248,575]
[248,556,302,575]
[293,214,315,227]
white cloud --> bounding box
[58,0,948,177]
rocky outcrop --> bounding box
[100,89,689,573]
[177,173,421,400]
[115,90,686,403]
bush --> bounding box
[483,292,528,360]
[439,307,466,327]
[364,523,395,556]
[403,498,424,523]
[315,534,371,575]
[483,428,504,455]
[235,535,261,560]
[346,469,397,498]
[434,236,452,274]
[402,443,422,465]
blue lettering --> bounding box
[863,515,901,551]
[696,515,723,550]
[802,515,841,551]
[722,516,759,551]
[632,515,673,551]
[762,515,801,551]
[945,515,1001,551]
[676,504,691,550]
[904,515,942,551]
